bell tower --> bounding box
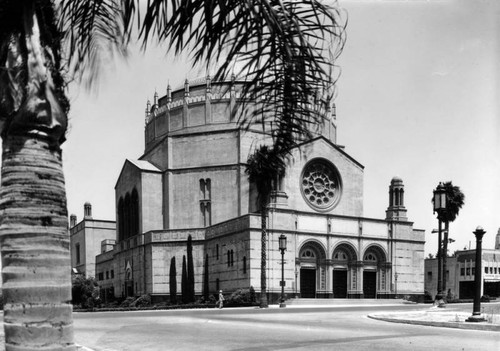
[386,176,407,221]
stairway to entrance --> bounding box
[286,298,404,306]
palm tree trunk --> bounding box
[260,204,268,308]
[0,4,74,350]
[0,134,74,350]
[442,220,449,296]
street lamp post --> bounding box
[467,226,486,322]
[279,234,287,308]
[433,183,447,302]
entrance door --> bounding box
[300,268,316,298]
[332,270,348,298]
[363,271,376,298]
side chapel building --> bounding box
[93,77,425,302]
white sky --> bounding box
[64,0,500,256]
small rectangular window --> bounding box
[485,267,489,274]
[427,271,432,280]
[75,243,81,264]
[106,271,109,279]
[460,268,465,276]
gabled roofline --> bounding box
[293,136,364,169]
[114,159,162,189]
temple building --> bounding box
[90,77,425,302]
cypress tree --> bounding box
[187,235,195,302]
[169,256,177,304]
[203,253,209,301]
[181,255,188,304]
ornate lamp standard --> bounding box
[279,234,287,308]
[467,226,486,322]
[433,183,447,301]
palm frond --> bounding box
[442,181,465,223]
[245,144,286,207]
[123,0,346,152]
[58,0,128,88]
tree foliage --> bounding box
[246,145,286,209]
[181,255,188,304]
[60,0,346,148]
[72,276,99,309]
[203,253,209,301]
[169,256,177,304]
[187,235,195,303]
[441,181,465,223]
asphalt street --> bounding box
[72,305,500,351]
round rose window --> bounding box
[300,159,342,211]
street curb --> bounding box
[368,314,500,332]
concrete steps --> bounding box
[285,298,406,306]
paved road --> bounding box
[73,305,499,351]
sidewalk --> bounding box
[368,302,500,332]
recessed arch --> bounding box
[298,240,327,261]
[118,197,124,241]
[332,242,358,263]
[362,244,387,263]
[131,188,139,237]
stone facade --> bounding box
[70,203,116,279]
[95,78,425,301]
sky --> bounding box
[63,0,500,256]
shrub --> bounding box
[424,290,433,302]
[131,294,152,307]
[226,288,258,307]
[120,297,135,308]
[72,276,100,309]
[481,295,490,302]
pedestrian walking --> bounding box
[218,290,225,309]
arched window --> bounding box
[334,250,348,261]
[131,188,139,236]
[243,256,247,274]
[216,244,219,260]
[364,252,377,262]
[118,197,124,241]
[394,188,399,206]
[200,178,212,227]
[227,250,231,267]
[124,193,131,239]
[301,249,316,259]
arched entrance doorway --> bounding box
[332,243,358,298]
[362,245,388,298]
[298,241,326,298]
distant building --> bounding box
[424,229,500,299]
[70,203,116,279]
[94,78,425,302]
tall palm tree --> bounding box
[441,181,465,294]
[0,0,344,349]
[246,145,286,308]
